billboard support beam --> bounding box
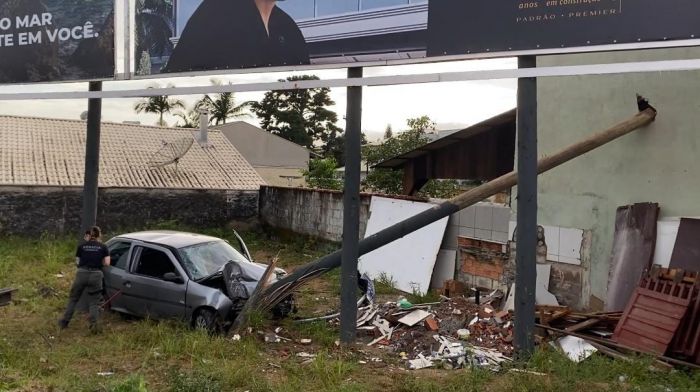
[340,67,364,344]
[81,81,103,234]
[514,56,538,359]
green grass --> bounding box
[1,227,698,391]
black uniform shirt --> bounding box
[164,0,309,73]
[76,240,109,269]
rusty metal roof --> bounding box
[0,115,265,190]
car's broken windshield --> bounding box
[178,240,249,280]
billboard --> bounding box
[137,0,700,77]
[0,0,114,84]
[428,0,700,57]
[135,0,431,75]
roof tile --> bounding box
[0,116,265,190]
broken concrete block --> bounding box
[424,317,439,331]
[478,305,495,319]
[398,310,431,326]
[494,310,510,324]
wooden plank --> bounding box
[616,329,669,356]
[564,318,600,333]
[635,295,688,316]
[628,308,679,331]
[549,310,571,323]
[622,318,675,344]
[537,323,700,370]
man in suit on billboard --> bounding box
[164,0,309,73]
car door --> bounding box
[125,242,188,320]
[103,240,134,314]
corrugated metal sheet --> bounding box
[605,203,659,312]
[0,116,265,190]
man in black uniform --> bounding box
[163,0,309,73]
[59,226,111,332]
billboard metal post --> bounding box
[81,81,103,234]
[340,67,364,344]
[514,56,538,359]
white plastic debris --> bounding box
[296,352,316,358]
[408,354,434,370]
[558,336,597,363]
[232,334,241,341]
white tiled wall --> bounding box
[508,222,583,265]
[442,203,511,249]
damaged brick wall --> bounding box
[504,226,592,310]
[0,186,258,236]
[457,236,510,292]
[454,223,591,310]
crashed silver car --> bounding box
[103,231,293,332]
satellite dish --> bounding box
[80,111,88,120]
[147,137,194,173]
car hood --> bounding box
[200,260,286,301]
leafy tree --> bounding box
[384,124,393,139]
[301,158,342,190]
[326,131,368,168]
[174,108,200,128]
[363,116,435,194]
[419,180,462,199]
[251,75,343,158]
[133,84,185,126]
[195,80,252,125]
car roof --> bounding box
[113,230,223,249]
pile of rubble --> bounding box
[299,291,515,370]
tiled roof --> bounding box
[0,116,265,190]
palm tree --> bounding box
[195,80,252,125]
[174,108,200,128]
[134,84,185,126]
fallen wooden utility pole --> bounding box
[257,96,657,313]
[231,255,279,333]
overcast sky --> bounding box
[0,58,517,141]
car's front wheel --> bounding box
[193,308,221,335]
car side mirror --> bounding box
[163,272,184,284]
